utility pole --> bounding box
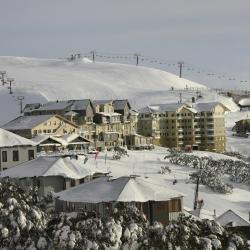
[193,175,200,210]
[178,61,184,78]
[134,53,141,66]
[0,71,6,85]
[179,92,182,103]
[90,51,95,63]
[7,78,14,94]
[17,96,24,113]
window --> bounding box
[28,150,35,160]
[70,179,76,187]
[2,151,7,162]
[13,150,19,161]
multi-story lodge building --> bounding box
[20,99,144,149]
[137,102,228,152]
[2,114,79,139]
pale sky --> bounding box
[1,0,250,89]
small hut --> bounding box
[55,175,184,225]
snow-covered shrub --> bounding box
[165,149,250,193]
[0,180,51,249]
[158,165,172,174]
[190,169,233,194]
[142,214,248,250]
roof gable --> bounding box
[0,156,105,179]
[0,128,36,147]
[2,115,55,130]
[113,100,131,110]
[216,209,250,227]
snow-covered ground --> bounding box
[0,56,238,125]
[83,148,250,221]
[0,56,249,225]
[225,110,250,156]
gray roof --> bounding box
[139,103,186,113]
[70,99,91,111]
[93,100,113,107]
[2,115,54,130]
[113,100,131,110]
[23,103,41,113]
[37,101,72,111]
[194,102,222,112]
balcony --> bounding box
[207,128,214,131]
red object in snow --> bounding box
[95,150,99,160]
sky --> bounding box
[0,0,250,89]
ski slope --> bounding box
[0,56,238,125]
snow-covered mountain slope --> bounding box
[0,56,238,125]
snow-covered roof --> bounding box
[139,102,229,114]
[2,115,54,130]
[216,209,250,227]
[139,103,187,113]
[30,134,66,146]
[55,176,184,203]
[61,134,92,144]
[65,110,78,116]
[194,102,227,112]
[96,112,121,117]
[0,128,36,147]
[0,156,104,179]
[238,98,250,107]
[31,134,91,146]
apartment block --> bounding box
[137,102,228,152]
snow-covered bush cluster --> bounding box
[165,149,250,193]
[49,203,147,249]
[142,214,247,250]
[222,151,250,162]
[0,180,248,249]
[0,180,51,249]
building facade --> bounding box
[137,102,228,152]
[2,114,79,139]
[0,128,36,171]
